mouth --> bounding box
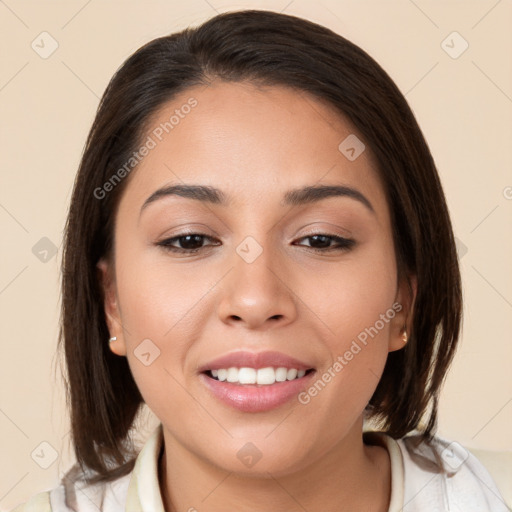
[197,350,317,412]
[199,365,317,413]
[202,367,316,386]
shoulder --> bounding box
[10,423,164,512]
[10,491,51,512]
[396,432,510,511]
[9,464,132,512]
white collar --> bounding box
[126,424,405,511]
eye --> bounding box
[157,233,219,253]
[294,233,355,252]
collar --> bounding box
[126,424,405,512]
[363,431,405,512]
[125,423,166,512]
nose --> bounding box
[217,240,298,330]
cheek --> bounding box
[303,240,397,343]
[112,245,208,407]
[298,239,397,397]
[114,241,211,339]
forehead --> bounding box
[118,81,388,221]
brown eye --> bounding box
[295,234,355,252]
[157,233,219,253]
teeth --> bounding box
[207,367,310,385]
[257,367,275,385]
[275,367,287,382]
[226,367,239,383]
[238,367,256,384]
[286,368,298,380]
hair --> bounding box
[59,9,462,484]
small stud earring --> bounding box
[401,328,408,344]
[109,336,117,344]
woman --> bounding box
[12,9,508,512]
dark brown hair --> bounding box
[59,9,462,484]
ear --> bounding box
[388,274,417,353]
[96,258,127,356]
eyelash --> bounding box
[156,232,355,254]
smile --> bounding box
[205,366,313,385]
[199,367,316,413]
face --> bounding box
[98,81,415,477]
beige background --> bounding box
[1,0,511,510]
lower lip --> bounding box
[199,371,316,413]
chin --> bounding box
[199,435,317,478]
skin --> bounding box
[98,81,416,511]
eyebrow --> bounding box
[139,183,375,217]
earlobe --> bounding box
[388,274,417,353]
[96,258,127,357]
[108,335,127,357]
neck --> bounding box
[158,420,391,512]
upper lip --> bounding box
[197,350,315,373]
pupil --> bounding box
[310,235,329,248]
[181,235,202,249]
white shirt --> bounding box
[11,423,509,511]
